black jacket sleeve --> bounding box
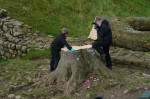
[97,26,107,40]
[62,38,72,50]
[100,27,107,40]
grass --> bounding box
[0,0,150,37]
[21,47,51,60]
[0,58,50,98]
[145,51,150,55]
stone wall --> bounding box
[0,8,53,59]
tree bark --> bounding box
[44,45,116,97]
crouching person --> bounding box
[92,17,112,70]
[50,28,76,71]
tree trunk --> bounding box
[44,45,116,97]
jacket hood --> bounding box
[102,20,109,26]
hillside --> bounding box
[0,0,150,37]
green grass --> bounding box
[0,0,150,37]
[21,47,51,60]
[0,58,49,97]
[145,52,150,55]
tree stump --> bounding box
[44,45,116,96]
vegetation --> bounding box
[21,47,51,60]
[0,0,150,37]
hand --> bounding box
[71,48,76,52]
[92,22,99,30]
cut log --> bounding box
[44,45,116,97]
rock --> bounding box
[5,53,11,58]
[35,37,43,42]
[111,95,114,97]
[0,50,4,55]
[0,39,4,44]
[48,35,53,38]
[3,32,13,41]
[24,24,32,29]
[21,46,28,52]
[27,88,33,92]
[3,25,8,32]
[27,48,30,53]
[11,55,16,59]
[0,45,4,50]
[27,77,32,81]
[15,95,21,99]
[16,45,22,50]
[8,94,15,98]
[13,32,23,37]
[3,41,9,47]
[30,40,36,44]
[13,38,22,43]
[124,90,129,94]
[0,8,7,18]
[18,51,22,56]
[8,43,11,48]
[39,45,43,49]
[11,43,16,49]
[13,26,24,36]
[142,73,150,78]
[13,21,23,26]
[44,44,50,49]
[86,94,90,98]
[3,47,9,52]
[22,54,26,57]
[13,50,18,55]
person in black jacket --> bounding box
[92,17,112,70]
[50,28,76,71]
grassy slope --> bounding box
[0,0,150,37]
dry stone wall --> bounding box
[0,8,53,59]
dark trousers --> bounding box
[92,41,112,69]
[50,48,60,70]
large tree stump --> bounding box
[44,45,116,96]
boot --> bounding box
[98,54,106,59]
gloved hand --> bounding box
[71,48,76,52]
[92,22,99,30]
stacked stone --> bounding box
[0,8,53,59]
[0,9,29,59]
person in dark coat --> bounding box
[50,28,76,71]
[92,17,112,70]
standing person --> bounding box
[50,28,76,71]
[92,17,112,70]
